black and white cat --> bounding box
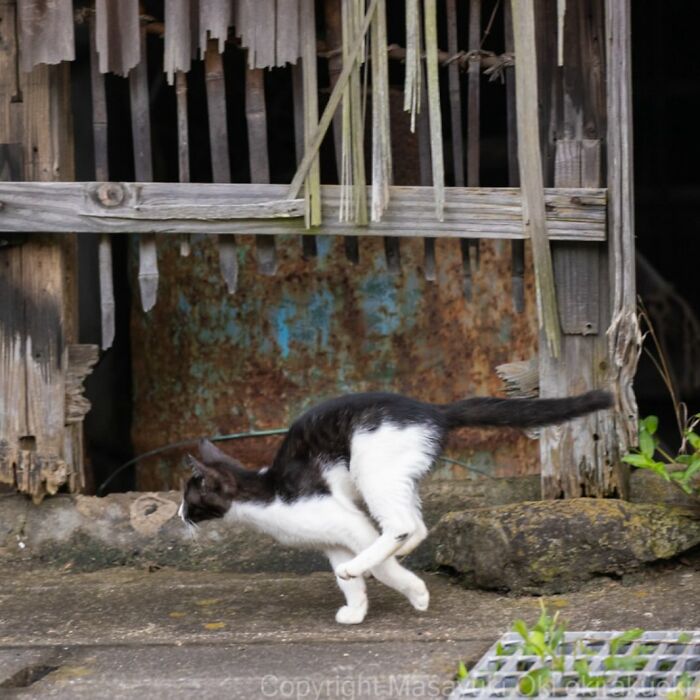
[179,390,612,624]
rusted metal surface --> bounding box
[131,233,539,490]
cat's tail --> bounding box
[441,390,613,430]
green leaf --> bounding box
[456,661,469,680]
[609,628,643,655]
[682,459,700,480]
[622,453,655,468]
[603,656,647,672]
[642,415,659,435]
[685,430,700,450]
[513,619,529,642]
[519,668,551,697]
[677,633,692,644]
[639,430,656,459]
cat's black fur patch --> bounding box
[181,390,613,524]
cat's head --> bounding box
[178,439,272,526]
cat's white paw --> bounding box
[335,562,362,580]
[336,604,367,625]
[408,583,430,611]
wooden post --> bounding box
[0,2,95,500]
[536,0,635,498]
[605,0,640,457]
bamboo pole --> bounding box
[287,0,379,201]
[423,0,445,224]
[300,0,322,229]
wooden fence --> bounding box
[0,0,637,501]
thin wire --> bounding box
[97,430,497,495]
[440,455,496,479]
[96,428,289,495]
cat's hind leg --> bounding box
[326,547,368,624]
[394,519,428,557]
[371,557,430,611]
[335,424,435,579]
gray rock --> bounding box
[629,468,700,508]
[433,498,700,594]
[0,474,540,573]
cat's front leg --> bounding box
[326,548,368,624]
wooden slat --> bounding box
[462,0,482,291]
[89,16,115,350]
[246,67,276,275]
[17,0,74,73]
[504,0,525,312]
[0,182,608,240]
[511,0,561,357]
[204,38,237,293]
[199,0,232,55]
[275,0,300,67]
[164,0,192,85]
[445,0,464,187]
[417,80,434,281]
[175,70,191,256]
[129,26,158,313]
[95,0,140,77]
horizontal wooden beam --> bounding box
[0,182,606,241]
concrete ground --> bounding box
[1,563,698,699]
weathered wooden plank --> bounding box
[417,79,435,281]
[175,70,191,256]
[204,38,237,293]
[246,67,276,275]
[275,0,300,67]
[0,182,608,239]
[95,0,140,76]
[130,26,157,313]
[164,0,192,84]
[252,0,276,69]
[89,15,115,350]
[511,0,561,357]
[17,0,74,73]
[199,0,232,55]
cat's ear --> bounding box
[199,439,246,471]
[186,453,221,483]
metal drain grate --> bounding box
[450,631,700,699]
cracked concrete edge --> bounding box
[0,475,540,573]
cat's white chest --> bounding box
[225,495,343,548]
